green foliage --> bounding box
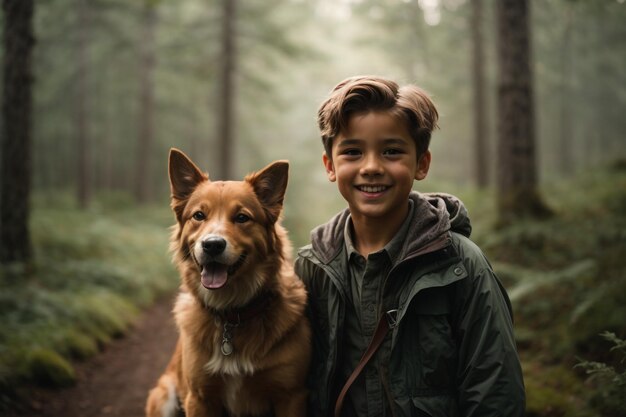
[0,196,177,408]
[575,332,626,416]
[523,363,594,417]
[26,349,76,388]
[470,165,626,416]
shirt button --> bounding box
[454,267,463,275]
[368,304,375,312]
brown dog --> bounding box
[146,149,311,417]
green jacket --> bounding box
[295,192,525,417]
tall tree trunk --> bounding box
[496,0,550,222]
[98,65,114,191]
[216,0,236,180]
[471,0,489,188]
[135,1,157,203]
[76,0,91,209]
[557,6,573,177]
[1,0,35,264]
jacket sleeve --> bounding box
[453,242,526,416]
[294,254,328,417]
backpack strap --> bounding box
[334,309,399,417]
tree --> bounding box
[471,0,489,187]
[557,4,574,177]
[134,0,158,202]
[216,0,236,180]
[1,0,35,263]
[495,0,550,221]
[75,0,92,209]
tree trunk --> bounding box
[471,0,489,188]
[216,0,236,180]
[76,0,91,209]
[1,0,35,263]
[495,0,550,222]
[557,6,574,177]
[135,0,157,203]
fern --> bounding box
[575,332,626,415]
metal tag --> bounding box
[221,321,237,356]
[221,340,234,356]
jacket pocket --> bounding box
[411,394,459,417]
[396,288,457,390]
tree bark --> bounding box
[471,0,489,188]
[135,1,157,203]
[558,6,573,177]
[496,0,550,222]
[1,0,35,264]
[216,0,236,180]
[76,0,91,209]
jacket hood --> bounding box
[309,191,472,264]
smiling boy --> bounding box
[295,76,525,417]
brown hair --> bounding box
[317,75,439,158]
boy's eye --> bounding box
[342,149,361,156]
[234,213,251,223]
[192,211,206,221]
[383,148,403,156]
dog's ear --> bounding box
[247,160,289,223]
[169,148,208,201]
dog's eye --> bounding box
[234,213,250,224]
[192,211,206,221]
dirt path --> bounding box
[10,295,179,417]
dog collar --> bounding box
[210,292,276,356]
[213,291,275,324]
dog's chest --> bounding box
[222,374,265,415]
[205,360,271,416]
[204,347,256,376]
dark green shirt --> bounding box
[340,201,414,417]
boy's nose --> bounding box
[360,154,384,176]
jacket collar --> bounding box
[309,191,471,265]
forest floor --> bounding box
[4,294,178,417]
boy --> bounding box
[295,76,525,417]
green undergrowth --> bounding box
[0,193,178,409]
[440,163,626,417]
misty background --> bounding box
[1,1,625,416]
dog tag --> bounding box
[221,321,236,356]
[221,340,234,356]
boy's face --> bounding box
[323,111,430,224]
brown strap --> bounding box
[334,312,393,417]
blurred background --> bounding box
[1,0,625,416]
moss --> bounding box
[61,329,99,359]
[27,348,76,387]
[524,363,595,417]
[0,202,177,396]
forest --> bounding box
[1,0,625,416]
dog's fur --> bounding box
[146,149,311,417]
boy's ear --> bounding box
[169,148,208,201]
[246,160,289,223]
[414,151,431,181]
[323,152,336,182]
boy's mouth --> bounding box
[356,185,389,193]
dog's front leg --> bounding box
[273,390,308,417]
[184,392,222,417]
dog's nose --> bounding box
[202,237,226,256]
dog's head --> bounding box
[168,148,289,309]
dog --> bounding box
[146,149,311,417]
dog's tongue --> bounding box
[201,263,229,289]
